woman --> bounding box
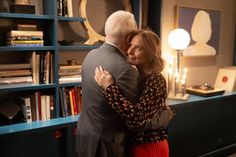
[94,30,169,157]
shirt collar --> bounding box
[105,41,126,57]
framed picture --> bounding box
[176,6,221,56]
[214,68,236,92]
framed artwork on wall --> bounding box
[175,6,221,56]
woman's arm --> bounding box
[94,66,167,130]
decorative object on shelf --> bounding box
[214,67,236,92]
[10,0,35,14]
[176,6,221,56]
[167,28,190,100]
[186,83,225,97]
[78,0,132,45]
[58,39,74,46]
[67,59,77,65]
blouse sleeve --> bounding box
[103,73,167,130]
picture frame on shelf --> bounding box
[175,6,221,56]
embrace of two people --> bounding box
[76,10,170,157]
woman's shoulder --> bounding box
[150,71,165,80]
[146,71,166,85]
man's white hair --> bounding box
[105,10,138,38]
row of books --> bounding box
[0,53,84,87]
[0,51,53,86]
[57,0,73,17]
[7,24,44,46]
[20,92,55,122]
[32,51,53,84]
[59,87,82,117]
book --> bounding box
[8,30,43,37]
[20,97,32,123]
[0,63,31,70]
[59,88,66,117]
[8,36,43,40]
[8,43,44,46]
[16,24,37,31]
[59,65,82,70]
[29,93,37,121]
[67,0,73,17]
[59,76,82,83]
[71,88,78,115]
[69,90,74,115]
[40,95,46,121]
[45,95,50,120]
[0,69,31,77]
[0,76,33,85]
[50,95,55,119]
[7,40,44,44]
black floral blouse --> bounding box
[103,71,168,146]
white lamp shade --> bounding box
[168,28,190,50]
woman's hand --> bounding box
[94,66,114,89]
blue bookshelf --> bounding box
[0,0,86,137]
[59,82,82,88]
[0,84,56,92]
[57,16,86,22]
[0,13,54,20]
[58,45,100,51]
[0,46,55,51]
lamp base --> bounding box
[168,93,190,100]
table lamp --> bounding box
[167,28,190,100]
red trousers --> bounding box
[130,140,169,157]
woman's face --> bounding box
[127,35,146,65]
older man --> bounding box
[76,10,139,157]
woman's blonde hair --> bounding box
[134,30,164,72]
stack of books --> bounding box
[0,63,33,86]
[59,65,82,83]
[7,24,44,46]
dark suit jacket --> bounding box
[76,43,138,157]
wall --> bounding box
[161,0,236,87]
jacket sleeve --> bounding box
[103,73,167,130]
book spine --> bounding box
[59,88,66,117]
[67,0,73,17]
[8,30,43,37]
[71,88,78,115]
[50,95,55,119]
[69,89,74,115]
[0,63,31,70]
[8,43,44,46]
[7,40,44,44]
